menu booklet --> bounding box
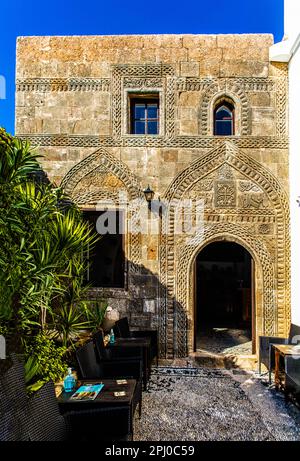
[70,383,104,401]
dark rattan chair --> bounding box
[0,358,69,441]
[93,329,143,362]
[285,355,300,402]
[76,340,103,379]
[76,340,142,418]
[76,339,142,382]
[0,354,27,414]
[0,353,140,441]
[114,317,158,365]
[259,323,300,383]
[27,381,70,441]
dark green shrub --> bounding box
[24,333,68,392]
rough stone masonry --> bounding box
[15,34,290,358]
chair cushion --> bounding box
[0,354,27,414]
[27,381,68,441]
[0,408,29,441]
[289,324,300,343]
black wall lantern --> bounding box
[143,185,155,210]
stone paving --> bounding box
[196,327,253,355]
[134,367,300,441]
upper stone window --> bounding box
[214,101,235,136]
[129,94,159,135]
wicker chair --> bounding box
[114,317,158,366]
[93,329,143,362]
[76,339,142,382]
[259,323,300,383]
[0,353,138,441]
[285,355,300,402]
[0,357,69,441]
[76,340,142,418]
[26,381,70,441]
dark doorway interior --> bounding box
[83,210,125,288]
[196,241,253,354]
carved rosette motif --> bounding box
[214,181,236,208]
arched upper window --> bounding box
[214,101,234,136]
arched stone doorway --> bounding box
[160,141,290,359]
[195,241,255,354]
[175,227,272,357]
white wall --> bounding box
[289,40,300,327]
[286,0,300,327]
[284,0,300,41]
[269,0,300,327]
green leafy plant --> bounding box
[51,303,91,348]
[84,299,108,333]
[0,128,100,354]
[24,333,68,393]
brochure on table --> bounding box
[70,383,104,401]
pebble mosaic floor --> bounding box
[134,367,300,441]
[196,327,252,355]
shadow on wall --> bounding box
[87,257,188,361]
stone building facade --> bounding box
[15,34,290,358]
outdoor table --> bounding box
[57,378,137,440]
[108,337,151,390]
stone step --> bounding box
[190,351,259,371]
[158,354,262,372]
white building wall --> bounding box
[284,0,300,42]
[289,44,300,327]
[270,0,300,327]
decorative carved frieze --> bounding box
[205,210,275,223]
[276,78,288,137]
[258,223,274,234]
[232,78,275,92]
[17,134,289,150]
[192,179,214,192]
[16,78,111,92]
[176,78,214,92]
[61,147,143,200]
[123,77,163,88]
[218,163,234,180]
[16,75,277,94]
[71,167,126,204]
[177,77,275,93]
[114,63,174,77]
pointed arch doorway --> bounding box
[195,241,255,355]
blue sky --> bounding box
[1,0,283,134]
